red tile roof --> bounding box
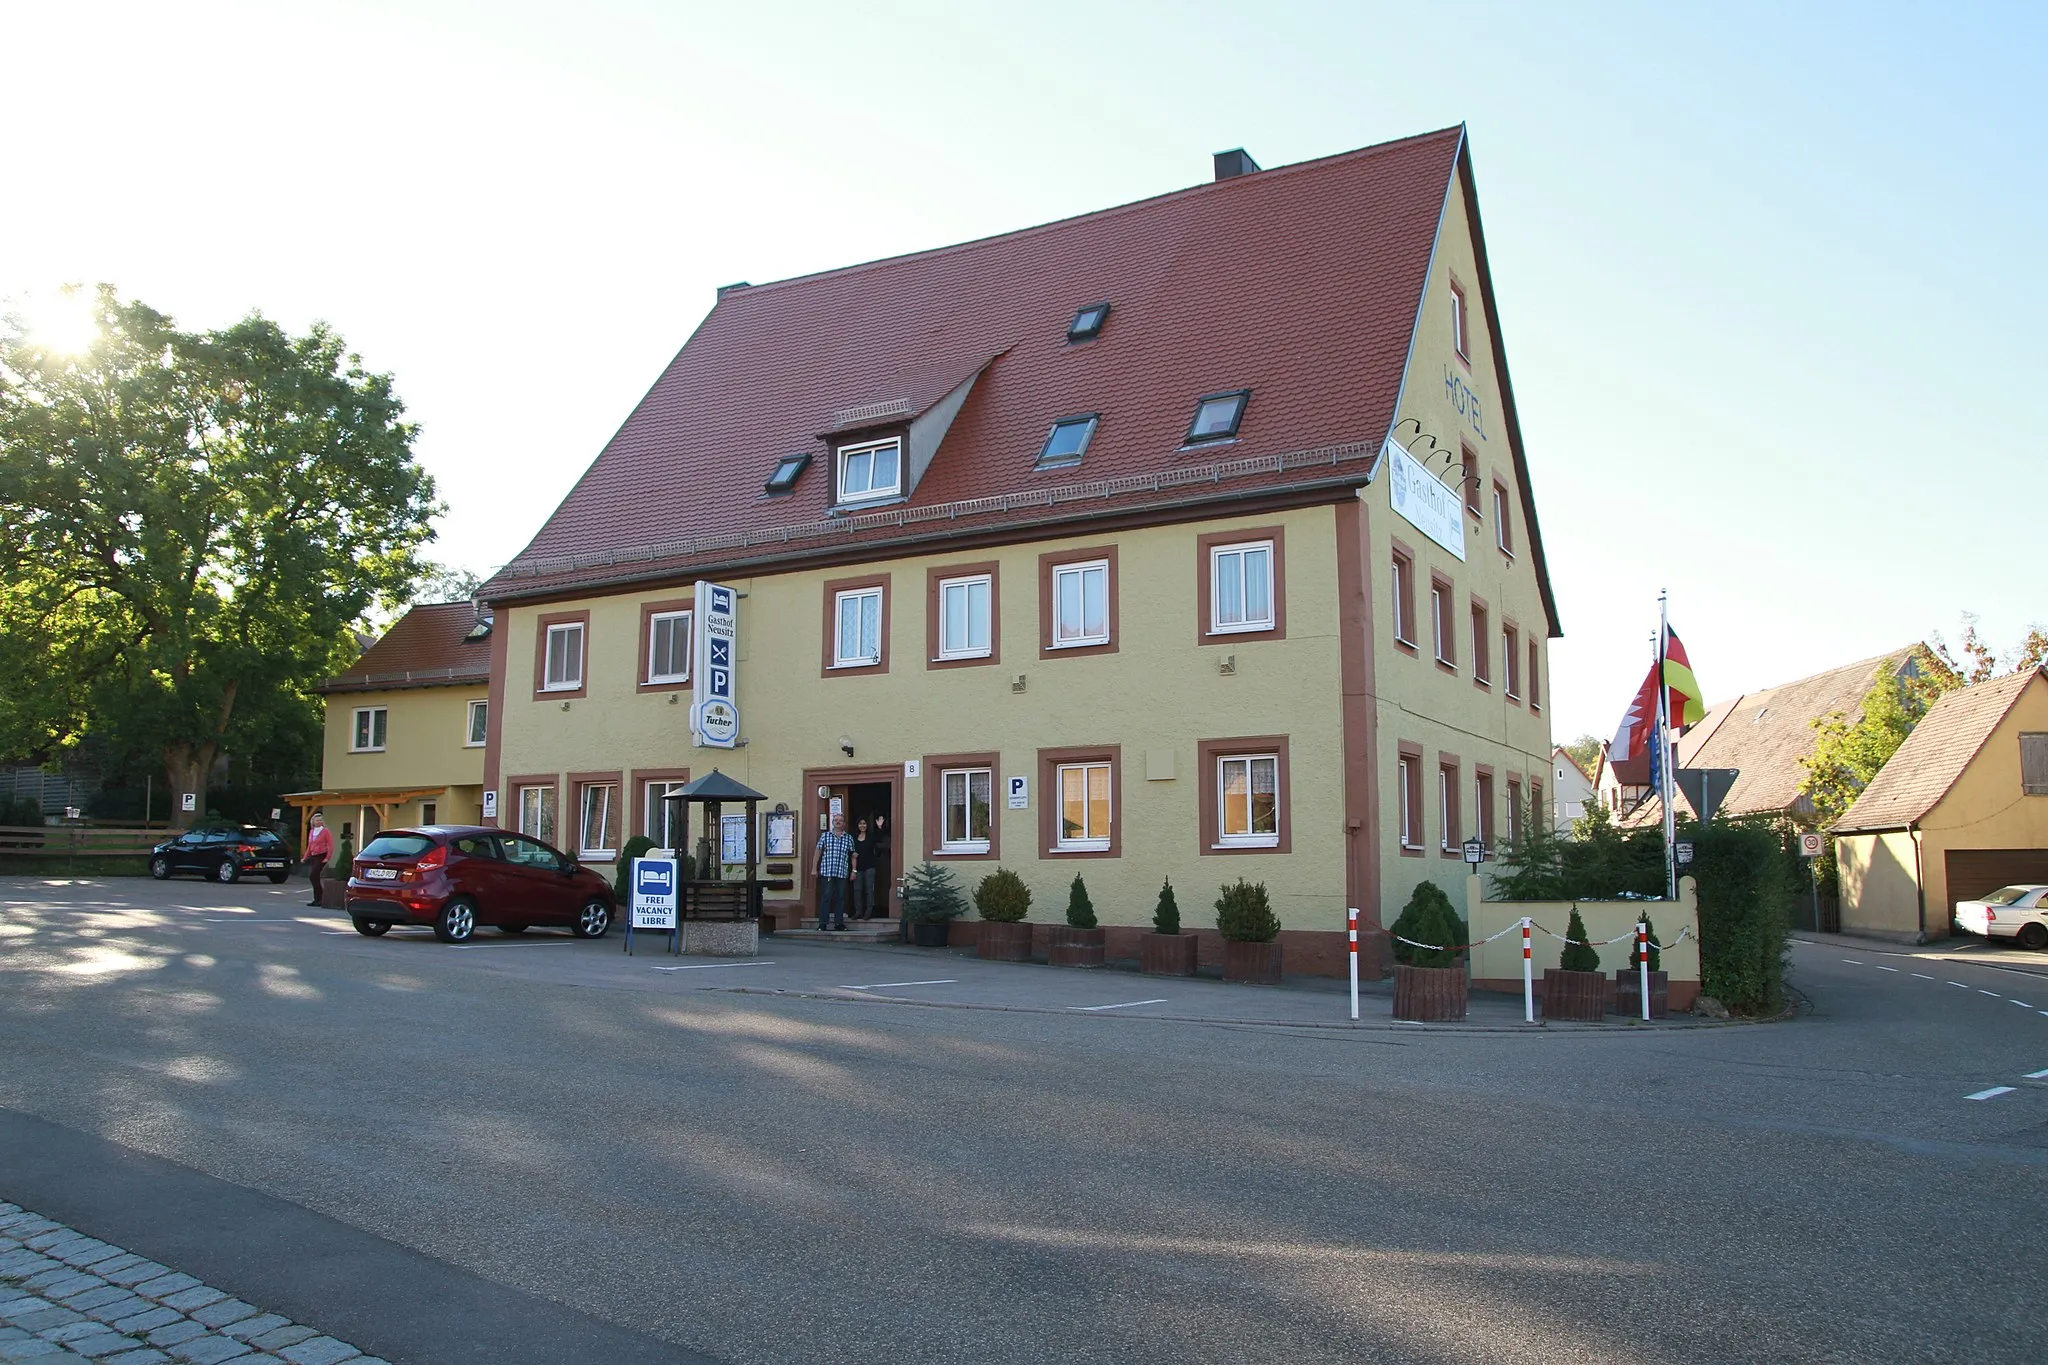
[321,601,492,693]
[483,126,1556,631]
[1834,668,2045,833]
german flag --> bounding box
[1664,629,1706,727]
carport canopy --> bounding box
[278,788,449,851]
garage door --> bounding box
[1945,849,2048,907]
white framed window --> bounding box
[465,700,488,747]
[1210,541,1274,633]
[937,574,992,660]
[646,781,688,849]
[1055,761,1112,851]
[1391,551,1416,646]
[1217,754,1279,847]
[350,707,388,752]
[1494,484,1513,554]
[543,622,584,691]
[578,783,618,859]
[647,610,691,683]
[834,588,883,667]
[1504,624,1522,700]
[1398,758,1417,847]
[940,768,993,853]
[1439,768,1453,851]
[1506,783,1522,843]
[1050,560,1110,647]
[836,437,901,504]
[517,785,556,843]
[1432,584,1453,666]
[1450,280,1469,362]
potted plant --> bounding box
[1140,877,1198,976]
[974,867,1033,961]
[901,861,966,947]
[1216,879,1282,984]
[1613,913,1669,1017]
[1542,905,1607,1021]
[1048,873,1106,966]
[1388,880,1468,1021]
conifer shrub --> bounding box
[1389,880,1468,969]
[1214,879,1280,942]
[1559,906,1602,972]
[1152,877,1181,935]
[901,861,967,923]
[1065,873,1097,929]
[1627,914,1662,973]
[974,867,1032,923]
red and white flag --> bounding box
[1610,662,1660,763]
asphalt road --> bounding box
[2,875,2045,1364]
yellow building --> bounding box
[1835,667,2048,941]
[291,601,494,853]
[478,130,1560,972]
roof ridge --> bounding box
[719,127,1465,303]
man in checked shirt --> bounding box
[814,811,856,931]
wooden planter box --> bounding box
[1222,939,1282,985]
[1392,963,1467,1021]
[977,920,1033,962]
[1541,968,1608,1022]
[1048,925,1106,967]
[1140,932,1198,976]
[1612,968,1671,1018]
[909,919,953,948]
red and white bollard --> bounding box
[1521,917,1534,1023]
[1638,920,1650,1021]
[1348,907,1359,1021]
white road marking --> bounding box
[1949,982,1969,988]
[2025,1069,2048,1079]
[843,979,957,990]
[1070,999,1170,1012]
[1980,990,2003,997]
[1966,1086,2017,1101]
[1841,958,1862,965]
[1875,965,1900,972]
[2013,1000,2033,1008]
[650,961,777,971]
[1911,973,1934,980]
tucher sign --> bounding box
[692,580,740,749]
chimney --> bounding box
[1213,148,1260,181]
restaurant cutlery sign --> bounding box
[1384,435,1465,561]
[692,580,740,748]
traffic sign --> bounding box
[1798,831,1824,859]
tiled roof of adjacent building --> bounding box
[481,127,1558,635]
[1834,667,2044,833]
[320,601,493,693]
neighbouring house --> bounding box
[1551,747,1595,830]
[476,128,1560,974]
[286,601,494,853]
[1834,667,2048,941]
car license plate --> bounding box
[365,868,397,880]
[259,861,284,868]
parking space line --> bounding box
[2013,999,2034,1008]
[1966,1086,2017,1101]
[1070,998,1169,1012]
[1949,981,1969,988]
[650,961,777,971]
[1911,973,1934,980]
[1875,965,1899,972]
[843,979,957,990]
[2025,1069,2048,1079]
[1841,958,1861,965]
[1979,989,2002,997]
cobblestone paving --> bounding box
[0,1203,388,1365]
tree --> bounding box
[1799,644,1957,830]
[0,287,439,825]
[408,561,484,608]
[1559,734,1603,777]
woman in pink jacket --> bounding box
[304,812,333,906]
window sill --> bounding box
[1435,658,1458,675]
[828,660,882,671]
[831,494,906,514]
[1399,843,1425,858]
[1505,693,1522,707]
[1393,637,1419,657]
[539,684,582,694]
[1049,843,1111,855]
[1473,677,1491,691]
[1214,839,1280,851]
[348,748,387,755]
[463,741,486,749]
[935,845,992,857]
[646,675,689,687]
[1207,621,1276,637]
[581,852,618,863]
[934,652,992,664]
[1047,638,1111,651]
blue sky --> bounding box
[4,0,2041,743]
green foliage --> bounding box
[1152,877,1181,935]
[1389,880,1467,969]
[1627,914,1662,973]
[1065,873,1097,929]
[0,288,439,820]
[973,867,1032,923]
[901,861,967,923]
[1214,879,1280,943]
[1559,907,1601,973]
[0,794,44,827]
[1559,735,1603,778]
[612,836,657,903]
[1800,644,1958,829]
[1692,817,1796,1015]
[1491,797,1566,900]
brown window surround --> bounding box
[1196,735,1291,856]
[1390,539,1418,654]
[1529,640,1543,712]
[820,572,891,678]
[1398,741,1425,857]
[629,766,692,841]
[1038,544,1119,660]
[1531,780,1545,828]
[1450,275,1471,366]
[567,770,624,862]
[1195,525,1287,645]
[532,610,590,700]
[1470,595,1491,688]
[505,772,561,840]
[1438,754,1462,857]
[1505,776,1524,842]
[1037,744,1122,859]
[1474,764,1495,849]
[1493,480,1515,556]
[1503,620,1522,703]
[1461,445,1481,520]
[925,562,1001,671]
[922,750,1001,861]
[1430,573,1457,672]
[636,595,695,694]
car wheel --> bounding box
[434,896,477,944]
[498,923,528,935]
[2017,922,2048,951]
[571,897,612,939]
[214,859,240,884]
[352,917,391,937]
[149,856,171,881]
[266,870,289,884]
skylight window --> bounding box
[764,452,810,495]
[1036,414,1099,468]
[1184,390,1249,445]
[1067,303,1110,343]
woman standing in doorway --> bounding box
[852,817,878,920]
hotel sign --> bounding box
[692,580,740,749]
[1384,436,1465,561]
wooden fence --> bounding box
[0,824,166,859]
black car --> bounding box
[149,826,293,884]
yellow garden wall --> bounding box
[1466,875,1700,998]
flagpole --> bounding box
[1658,590,1676,901]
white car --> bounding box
[1954,885,2048,950]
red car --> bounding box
[345,825,615,944]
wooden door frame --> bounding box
[801,763,903,900]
